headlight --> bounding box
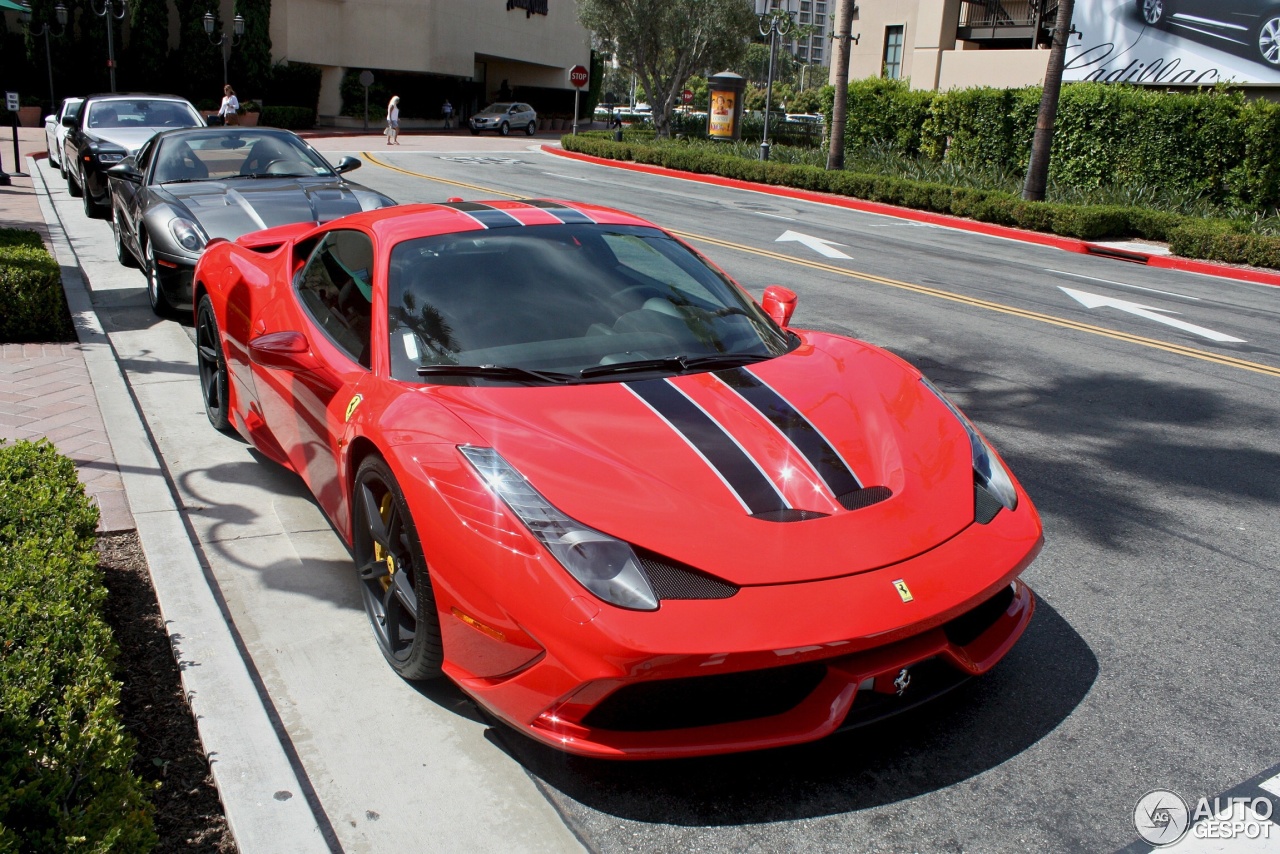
[460,446,659,611]
[920,377,1018,512]
[168,217,206,253]
[96,152,125,164]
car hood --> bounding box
[427,332,979,586]
[160,179,372,242]
[88,127,172,153]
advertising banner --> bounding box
[1065,0,1280,84]
[709,90,737,138]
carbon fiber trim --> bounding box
[637,553,739,600]
[836,485,893,511]
[974,483,1003,524]
[437,200,522,228]
[520,199,596,223]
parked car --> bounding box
[192,198,1043,759]
[469,102,537,136]
[1137,0,1280,67]
[44,97,84,177]
[63,93,204,219]
[107,126,396,316]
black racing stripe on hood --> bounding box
[715,367,863,497]
[438,200,523,228]
[627,378,790,516]
[521,199,596,224]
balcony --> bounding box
[957,0,1056,47]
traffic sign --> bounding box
[4,92,18,112]
[682,89,693,104]
[569,65,589,89]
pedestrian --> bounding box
[386,95,400,145]
[442,98,453,130]
[218,84,240,126]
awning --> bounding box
[0,0,29,12]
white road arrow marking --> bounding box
[1060,287,1245,343]
[776,230,852,259]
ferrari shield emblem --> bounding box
[893,579,913,602]
[345,394,363,422]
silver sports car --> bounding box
[107,126,396,315]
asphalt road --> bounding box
[44,141,1280,853]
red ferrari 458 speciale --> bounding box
[192,198,1043,759]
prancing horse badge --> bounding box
[892,579,913,603]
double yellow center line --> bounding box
[361,152,1280,379]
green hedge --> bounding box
[827,79,1280,212]
[0,440,157,852]
[561,135,1280,269]
[0,229,74,344]
[259,106,316,130]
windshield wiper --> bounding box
[578,352,771,379]
[416,364,577,384]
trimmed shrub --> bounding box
[0,230,74,343]
[0,440,157,852]
[259,106,316,130]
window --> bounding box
[883,25,905,80]
[296,230,375,368]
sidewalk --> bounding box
[0,127,133,532]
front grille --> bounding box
[837,486,893,511]
[974,482,1003,524]
[943,583,1015,647]
[581,661,827,732]
[637,552,739,600]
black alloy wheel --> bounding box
[112,210,138,268]
[1258,15,1280,66]
[196,294,231,431]
[526,121,536,136]
[499,121,510,136]
[353,456,443,681]
[144,237,174,317]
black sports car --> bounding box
[63,93,205,219]
[1137,0,1280,67]
[107,126,397,315]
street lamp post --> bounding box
[91,0,128,93]
[19,2,68,109]
[203,10,245,88]
[756,0,795,162]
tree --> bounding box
[228,0,271,97]
[123,0,170,92]
[578,0,756,138]
[826,0,855,170]
[1022,0,1076,201]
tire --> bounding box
[469,126,480,136]
[1139,0,1165,25]
[196,294,231,431]
[1257,15,1280,67]
[353,456,443,681]
[143,237,174,317]
[67,162,82,197]
[112,211,138,268]
[526,121,536,136]
[81,168,104,219]
[499,121,510,136]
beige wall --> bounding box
[937,48,1049,90]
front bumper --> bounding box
[153,246,197,310]
[434,497,1043,760]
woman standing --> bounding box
[218,85,240,126]
[386,95,400,145]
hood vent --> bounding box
[637,551,739,600]
[751,508,829,523]
[837,486,893,512]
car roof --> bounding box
[326,199,656,244]
[82,93,194,105]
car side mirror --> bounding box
[762,285,797,328]
[249,331,322,373]
[62,115,76,127]
[107,162,142,183]
[334,155,361,174]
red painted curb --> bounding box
[543,144,1280,288]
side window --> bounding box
[295,229,375,368]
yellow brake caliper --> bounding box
[373,493,396,594]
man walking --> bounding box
[442,99,453,130]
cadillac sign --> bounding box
[1065,0,1280,84]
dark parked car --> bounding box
[107,126,396,315]
[63,93,204,218]
[1138,0,1280,67]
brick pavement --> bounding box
[1,128,134,532]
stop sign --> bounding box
[682,89,693,104]
[569,65,589,88]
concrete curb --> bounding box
[542,144,1280,289]
[32,158,336,854]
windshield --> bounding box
[387,223,793,384]
[153,130,335,183]
[87,99,202,130]
[480,103,514,115]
